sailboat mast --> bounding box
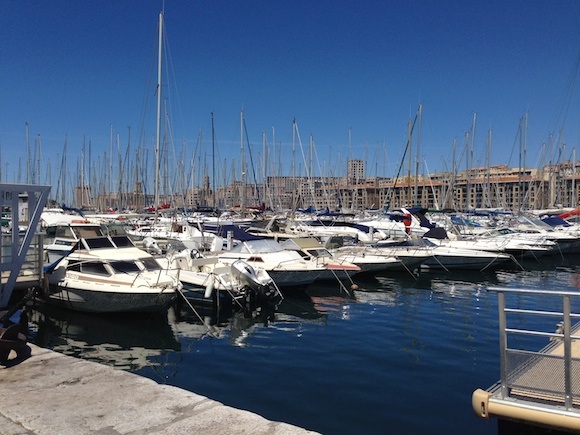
[211,112,216,209]
[468,112,476,209]
[25,122,30,184]
[414,104,422,205]
[485,129,492,208]
[240,110,246,212]
[154,11,163,217]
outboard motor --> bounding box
[231,260,263,292]
[143,237,162,255]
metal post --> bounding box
[563,295,572,409]
[498,291,508,398]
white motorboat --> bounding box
[218,239,325,289]
[280,237,361,281]
[158,247,281,310]
[126,218,216,251]
[287,218,388,244]
[420,239,516,271]
[42,235,180,313]
[329,244,429,275]
[454,228,555,259]
[44,219,105,263]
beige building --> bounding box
[77,161,580,212]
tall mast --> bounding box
[25,122,30,184]
[573,148,577,209]
[522,110,528,210]
[451,138,457,210]
[109,124,113,209]
[36,134,42,185]
[406,117,413,205]
[240,110,245,212]
[154,11,163,217]
[485,129,492,208]
[468,112,476,209]
[81,135,85,207]
[211,112,216,209]
[414,104,422,205]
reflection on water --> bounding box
[28,301,180,372]
[26,289,332,369]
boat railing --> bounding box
[488,286,580,410]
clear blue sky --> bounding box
[1,1,579,191]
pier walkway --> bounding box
[0,343,317,434]
[472,286,580,432]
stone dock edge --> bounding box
[0,344,319,434]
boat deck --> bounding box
[473,287,580,432]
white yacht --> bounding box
[280,237,361,281]
[42,235,180,313]
[217,239,325,290]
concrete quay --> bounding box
[0,344,318,435]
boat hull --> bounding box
[266,269,320,289]
[43,285,176,313]
[421,254,513,271]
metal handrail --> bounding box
[488,286,579,409]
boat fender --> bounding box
[204,279,215,299]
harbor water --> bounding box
[24,254,580,434]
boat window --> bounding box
[84,237,116,249]
[68,261,82,272]
[309,248,331,258]
[55,226,74,238]
[141,257,163,271]
[297,250,310,260]
[102,223,127,236]
[82,262,110,276]
[109,261,141,274]
[45,225,57,238]
[421,238,437,247]
[75,227,103,238]
[244,239,283,253]
[111,236,134,247]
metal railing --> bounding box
[488,286,580,410]
[1,233,44,278]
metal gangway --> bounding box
[0,184,50,311]
[472,286,580,431]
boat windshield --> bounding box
[140,257,163,271]
[109,260,141,274]
[55,225,102,239]
[69,261,110,276]
[307,248,332,258]
[230,239,283,254]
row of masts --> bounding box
[1,12,575,214]
[3,107,575,214]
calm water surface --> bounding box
[26,254,580,434]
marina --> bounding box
[1,5,578,432]
[3,183,580,432]
[4,252,580,434]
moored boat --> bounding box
[158,247,281,312]
[41,235,180,313]
[280,237,361,281]
[217,238,325,290]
